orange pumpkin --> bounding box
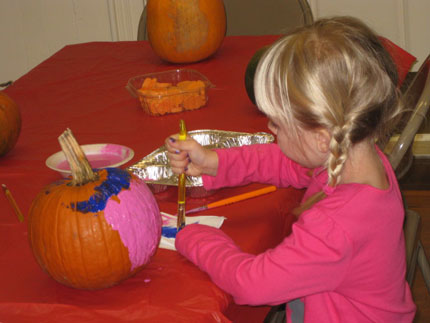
[0,92,21,156]
[146,0,226,63]
[28,130,161,290]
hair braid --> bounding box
[327,123,351,186]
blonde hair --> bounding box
[254,16,401,186]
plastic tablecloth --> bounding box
[0,35,414,322]
[0,35,305,323]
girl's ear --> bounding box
[315,128,331,153]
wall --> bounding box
[309,0,430,71]
[1,0,429,84]
[0,0,144,83]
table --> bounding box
[0,33,415,322]
[0,35,305,323]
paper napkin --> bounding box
[159,212,226,251]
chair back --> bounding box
[224,0,313,36]
[386,55,430,175]
[137,0,313,41]
[137,6,147,41]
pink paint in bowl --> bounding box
[46,143,134,177]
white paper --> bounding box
[159,212,226,251]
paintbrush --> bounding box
[176,120,187,230]
[185,185,277,215]
[2,184,24,222]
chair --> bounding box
[137,5,147,41]
[404,209,430,294]
[387,55,430,296]
[137,0,313,41]
[384,55,430,179]
[223,0,313,36]
[0,81,13,88]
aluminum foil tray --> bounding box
[127,130,274,197]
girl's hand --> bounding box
[165,135,218,177]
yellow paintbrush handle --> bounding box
[179,119,187,140]
[177,120,187,229]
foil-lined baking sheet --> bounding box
[128,130,274,196]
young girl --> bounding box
[165,17,416,322]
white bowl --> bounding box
[46,143,134,178]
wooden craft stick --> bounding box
[2,184,24,222]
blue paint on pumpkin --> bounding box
[71,168,131,213]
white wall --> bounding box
[0,0,144,83]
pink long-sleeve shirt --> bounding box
[175,143,416,322]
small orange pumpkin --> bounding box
[146,0,226,63]
[0,92,21,156]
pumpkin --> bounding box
[28,129,161,290]
[0,92,21,156]
[244,46,269,105]
[146,0,226,63]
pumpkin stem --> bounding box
[58,129,98,185]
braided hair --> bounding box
[255,16,401,186]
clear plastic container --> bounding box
[126,69,214,116]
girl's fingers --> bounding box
[171,166,187,174]
[165,136,200,162]
[165,137,186,152]
[167,149,189,175]
[169,155,188,167]
[165,134,206,176]
[167,150,188,161]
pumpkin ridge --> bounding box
[112,216,133,276]
[96,211,120,278]
[72,191,91,286]
[58,192,81,284]
[175,0,208,53]
[146,0,226,63]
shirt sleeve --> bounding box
[175,208,352,306]
[202,143,312,190]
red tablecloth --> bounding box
[0,34,415,323]
[0,36,304,323]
